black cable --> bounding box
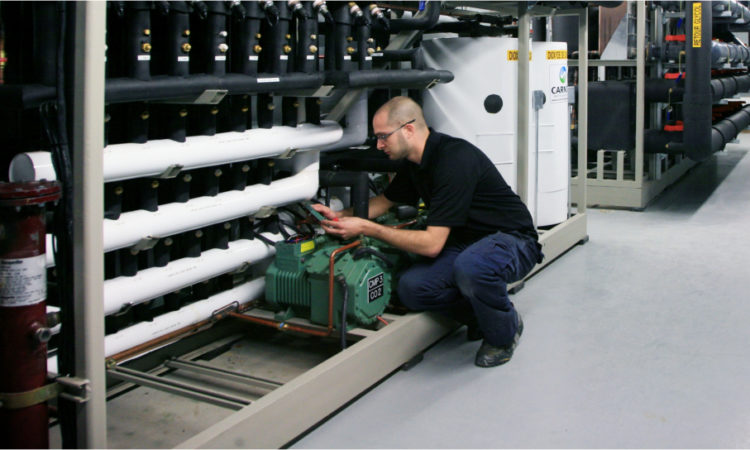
[336,275,348,350]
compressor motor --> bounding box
[265,207,423,329]
[265,234,394,328]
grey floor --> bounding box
[293,138,750,448]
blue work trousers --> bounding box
[398,231,542,347]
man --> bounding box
[312,96,543,367]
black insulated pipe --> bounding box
[32,2,61,85]
[319,170,369,219]
[645,105,750,154]
[352,2,373,70]
[233,1,263,75]
[297,2,321,124]
[666,1,713,162]
[332,3,353,72]
[383,1,441,33]
[150,1,192,77]
[190,1,230,76]
[124,2,152,80]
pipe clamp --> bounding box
[0,383,62,410]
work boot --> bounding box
[474,314,523,368]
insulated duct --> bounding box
[665,1,713,162]
[10,122,342,183]
[103,236,278,315]
[102,161,318,252]
[104,277,265,358]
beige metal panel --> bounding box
[71,2,107,447]
[176,313,456,449]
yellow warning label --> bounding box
[692,3,702,48]
[300,240,315,253]
[546,50,568,60]
[507,50,532,61]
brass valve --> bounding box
[367,47,375,55]
[285,33,291,40]
[218,43,229,53]
[179,109,188,118]
[141,42,152,53]
[182,173,192,182]
[256,33,262,39]
[347,36,354,42]
[214,168,222,177]
[210,107,219,115]
[267,103,276,111]
[253,44,263,54]
[311,34,317,40]
[241,106,249,113]
[151,180,160,189]
[113,186,124,196]
[143,29,151,36]
[283,45,292,54]
[183,29,191,37]
[140,111,150,120]
[181,43,192,53]
[346,46,355,54]
[309,45,318,53]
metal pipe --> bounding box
[577,8,588,214]
[517,5,530,204]
[9,121,342,183]
[635,0,646,184]
[71,2,107,446]
[102,163,317,252]
[667,1,713,161]
[103,235,278,315]
[105,278,265,359]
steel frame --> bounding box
[71,4,592,447]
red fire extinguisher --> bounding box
[0,180,61,449]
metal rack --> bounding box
[66,3,591,447]
[569,1,696,209]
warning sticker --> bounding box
[546,50,568,60]
[692,3,702,48]
[507,50,532,61]
[0,255,47,307]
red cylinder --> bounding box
[0,180,61,449]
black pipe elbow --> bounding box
[386,1,441,33]
[319,170,370,219]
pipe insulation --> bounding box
[103,161,318,252]
[318,91,368,151]
[10,122,342,183]
[104,277,265,358]
[102,238,277,315]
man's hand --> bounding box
[321,216,369,241]
[310,203,341,220]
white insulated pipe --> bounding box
[104,277,265,358]
[103,160,318,252]
[9,122,342,183]
[103,233,280,316]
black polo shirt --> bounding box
[384,130,538,247]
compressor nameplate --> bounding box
[367,273,384,303]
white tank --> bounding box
[421,37,569,226]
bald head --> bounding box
[375,96,428,131]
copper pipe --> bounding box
[107,317,214,365]
[227,311,330,337]
[107,302,254,365]
[393,219,417,229]
[328,240,361,334]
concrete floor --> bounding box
[292,140,750,448]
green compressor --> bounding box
[265,234,397,328]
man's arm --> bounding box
[321,216,450,258]
[312,194,395,220]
